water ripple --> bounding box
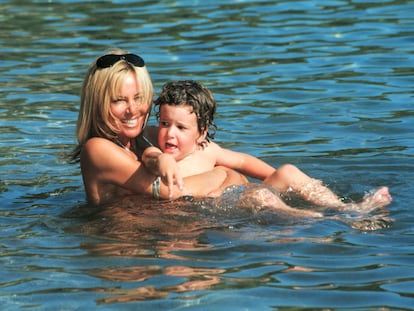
[0,0,413,309]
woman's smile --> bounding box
[120,118,138,126]
[110,73,149,140]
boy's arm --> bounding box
[212,143,276,180]
[141,147,247,199]
[141,146,184,198]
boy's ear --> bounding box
[197,129,208,144]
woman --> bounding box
[71,50,247,206]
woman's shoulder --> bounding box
[82,137,123,162]
[82,137,114,154]
[85,137,140,163]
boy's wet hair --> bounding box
[154,80,217,140]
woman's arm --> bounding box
[81,138,246,203]
[81,137,157,203]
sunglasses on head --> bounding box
[96,53,145,69]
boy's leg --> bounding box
[263,164,346,207]
[263,164,392,210]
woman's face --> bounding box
[110,72,149,146]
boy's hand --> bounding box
[157,153,184,199]
[142,146,184,199]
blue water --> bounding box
[1,0,413,309]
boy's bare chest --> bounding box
[178,150,216,177]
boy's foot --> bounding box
[342,186,392,213]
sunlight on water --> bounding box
[0,0,413,309]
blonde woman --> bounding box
[71,50,247,206]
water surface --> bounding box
[1,0,413,309]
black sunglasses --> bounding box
[96,53,145,69]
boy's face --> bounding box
[158,104,205,161]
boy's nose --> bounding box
[166,126,176,137]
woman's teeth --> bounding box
[121,119,137,125]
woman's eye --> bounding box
[113,98,126,104]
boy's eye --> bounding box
[160,121,169,126]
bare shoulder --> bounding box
[204,141,222,152]
[83,137,113,149]
[81,137,144,188]
[81,137,136,167]
[82,137,116,161]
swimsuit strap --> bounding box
[134,133,154,160]
[113,138,129,151]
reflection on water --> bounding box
[64,187,393,304]
[1,0,414,309]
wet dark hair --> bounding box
[154,80,217,140]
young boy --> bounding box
[143,80,391,216]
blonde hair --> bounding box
[71,49,153,162]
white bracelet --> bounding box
[152,176,160,200]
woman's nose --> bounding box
[125,97,142,111]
